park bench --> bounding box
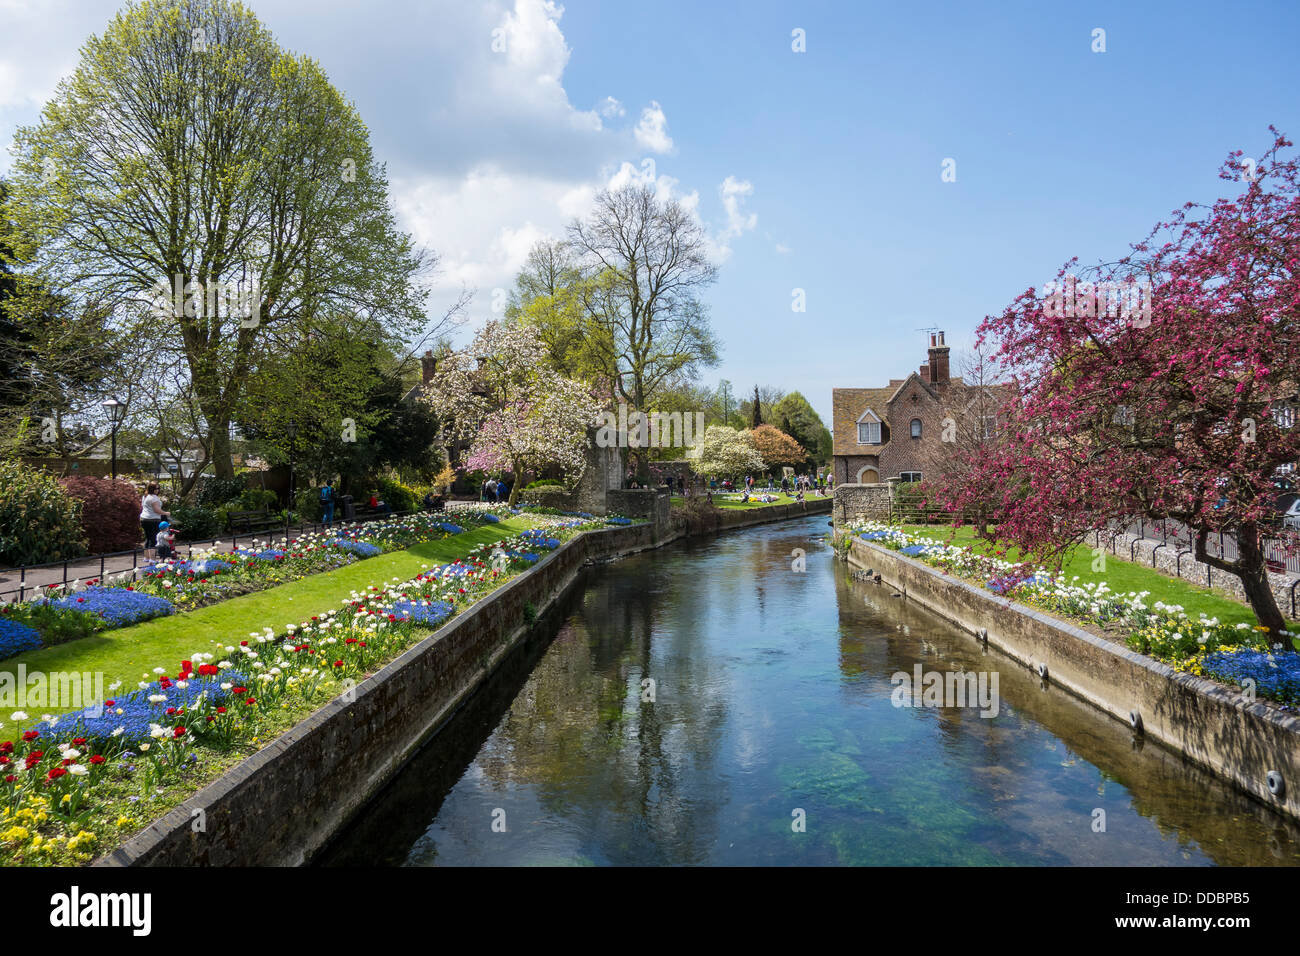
[227,508,281,535]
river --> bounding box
[319,515,1299,866]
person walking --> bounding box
[320,480,336,528]
[140,482,169,556]
[484,477,498,503]
[497,478,509,503]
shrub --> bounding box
[673,496,721,534]
[197,474,247,508]
[60,476,142,553]
[0,460,86,567]
[169,503,223,541]
[375,476,418,513]
[235,487,279,511]
[524,484,567,496]
[294,487,324,522]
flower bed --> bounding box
[0,517,581,865]
[847,520,1294,705]
[1,511,507,649]
[0,620,42,661]
[49,588,174,629]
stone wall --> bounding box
[573,427,623,516]
[607,488,671,528]
[832,482,892,526]
[844,535,1300,822]
[1087,529,1300,617]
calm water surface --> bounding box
[320,516,1300,866]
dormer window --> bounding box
[857,409,882,444]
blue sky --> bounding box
[2,0,1298,426]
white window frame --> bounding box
[857,409,882,445]
[900,471,922,483]
[910,418,922,439]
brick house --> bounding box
[831,332,1006,485]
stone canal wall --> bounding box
[842,534,1300,822]
[100,498,829,866]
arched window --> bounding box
[910,418,922,438]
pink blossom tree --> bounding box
[930,130,1300,644]
[424,320,597,505]
[463,378,597,506]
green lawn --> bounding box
[898,523,1280,628]
[0,517,537,740]
[674,492,830,510]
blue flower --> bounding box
[1202,650,1300,705]
[438,522,465,534]
[0,618,42,661]
[47,587,174,628]
[605,516,632,526]
[28,669,252,745]
[333,539,381,558]
[386,600,454,627]
[483,513,501,523]
[518,529,561,551]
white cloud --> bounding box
[0,0,754,340]
[634,100,674,154]
[719,176,757,240]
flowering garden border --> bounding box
[0,510,525,660]
[0,513,636,866]
[846,522,1300,708]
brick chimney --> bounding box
[927,331,950,385]
[421,350,436,384]
[919,361,930,384]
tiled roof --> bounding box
[832,387,896,457]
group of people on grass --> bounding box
[704,471,832,502]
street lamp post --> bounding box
[285,420,297,541]
[101,397,126,480]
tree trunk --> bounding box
[1235,523,1288,646]
[507,463,523,507]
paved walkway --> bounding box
[0,514,390,602]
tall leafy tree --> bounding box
[567,185,721,478]
[5,0,430,478]
[770,391,830,465]
[949,131,1300,641]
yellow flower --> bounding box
[0,825,31,845]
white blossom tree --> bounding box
[690,425,764,479]
[424,320,597,504]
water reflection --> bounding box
[318,517,1300,866]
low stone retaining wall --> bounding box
[832,483,892,525]
[100,499,826,866]
[843,534,1300,822]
